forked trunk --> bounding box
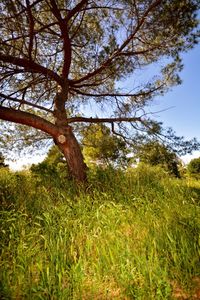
[55,125,87,183]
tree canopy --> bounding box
[0,0,199,181]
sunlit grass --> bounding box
[0,166,200,299]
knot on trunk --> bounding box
[57,134,66,144]
[55,125,72,144]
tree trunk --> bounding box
[53,85,87,183]
[55,125,87,183]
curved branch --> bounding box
[0,54,63,85]
[0,106,58,137]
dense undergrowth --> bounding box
[0,165,200,299]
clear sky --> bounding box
[152,44,200,141]
[7,43,200,170]
[150,43,200,162]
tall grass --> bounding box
[0,165,200,299]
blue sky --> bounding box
[152,44,200,142]
[150,43,200,162]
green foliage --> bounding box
[1,166,200,299]
[81,124,129,167]
[44,145,64,165]
[136,141,181,177]
[187,157,200,178]
[30,145,68,182]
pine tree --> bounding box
[0,0,199,182]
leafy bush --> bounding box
[30,145,69,183]
[136,141,181,177]
[187,157,200,178]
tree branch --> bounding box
[70,9,86,40]
[71,0,162,85]
[0,106,58,137]
[66,0,89,21]
[111,122,130,143]
[26,0,35,60]
[0,54,63,85]
[70,86,161,98]
[66,116,142,124]
[5,0,43,19]
[0,93,52,113]
[49,0,72,78]
[117,46,160,57]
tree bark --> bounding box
[55,125,87,183]
[53,87,87,182]
[0,106,58,136]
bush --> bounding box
[30,145,69,184]
[135,141,181,178]
[187,157,200,178]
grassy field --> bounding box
[0,165,200,299]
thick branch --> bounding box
[49,0,72,78]
[0,54,63,85]
[66,0,88,21]
[49,0,63,21]
[26,0,35,60]
[0,106,58,137]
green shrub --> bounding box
[187,157,200,178]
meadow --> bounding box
[0,165,200,299]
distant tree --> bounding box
[81,124,129,166]
[187,157,200,177]
[0,0,199,182]
[136,141,181,177]
[30,145,67,178]
[44,145,65,166]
